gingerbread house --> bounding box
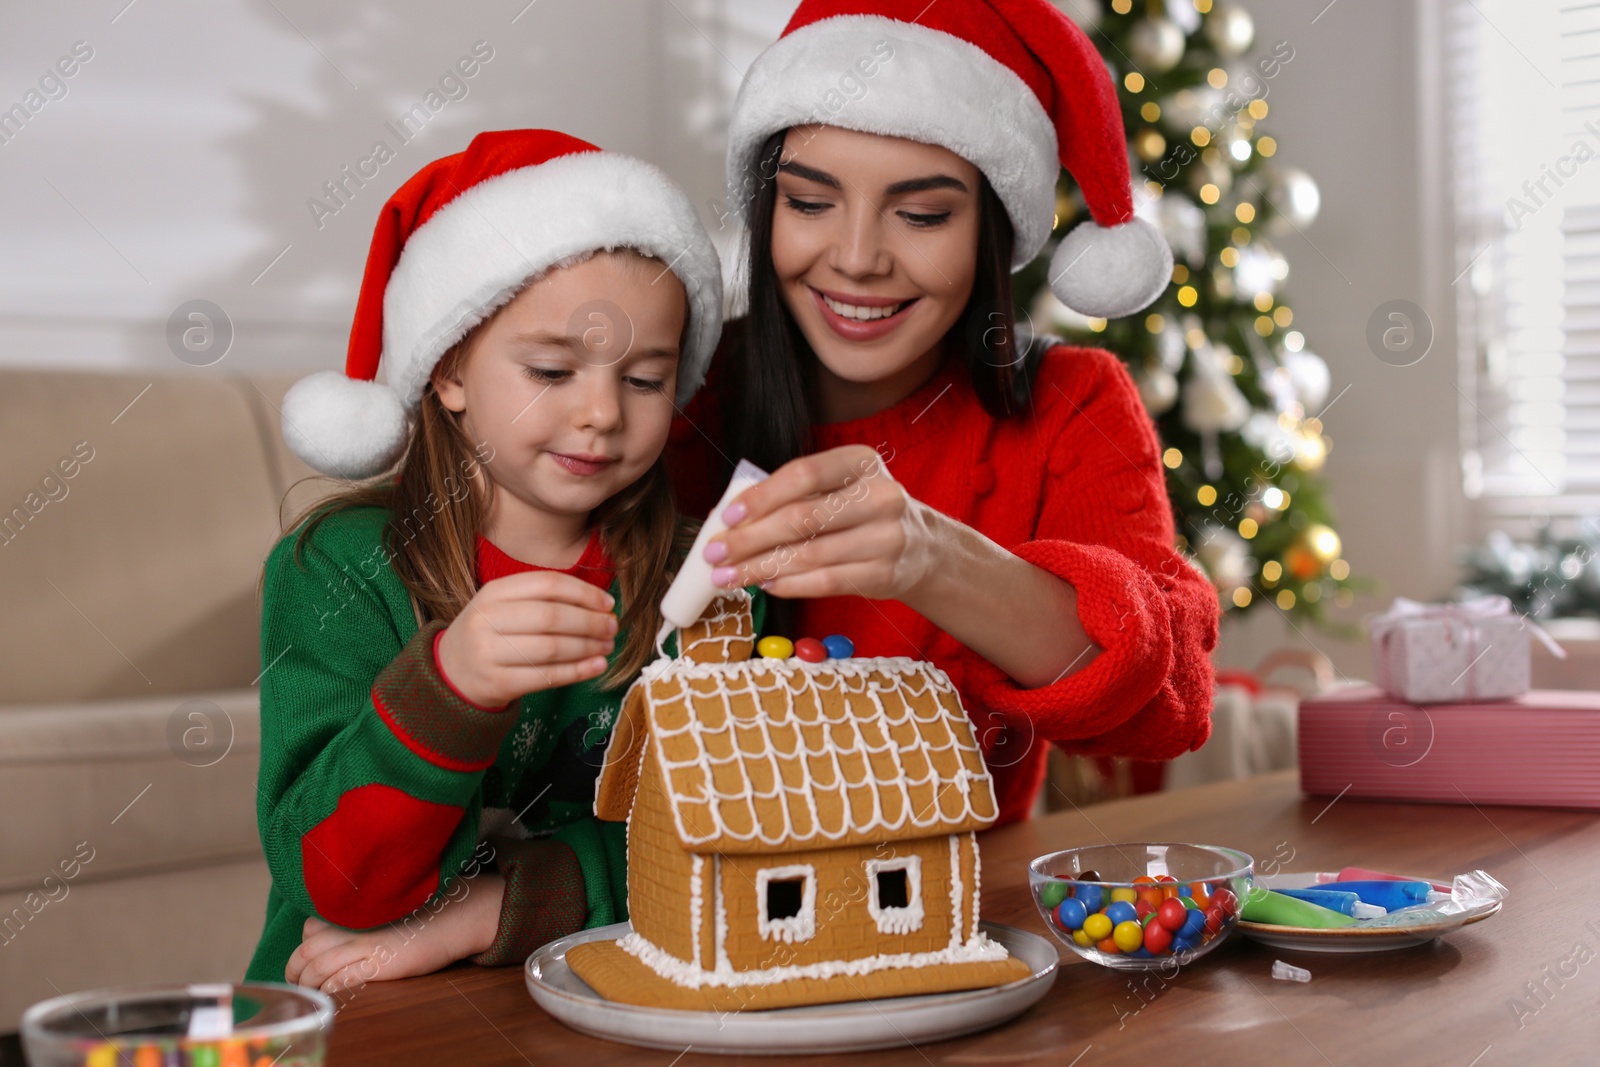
[565,590,1031,1011]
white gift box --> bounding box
[1368,596,1562,704]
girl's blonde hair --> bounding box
[258,252,698,691]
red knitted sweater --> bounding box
[664,341,1219,826]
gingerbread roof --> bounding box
[595,593,1000,854]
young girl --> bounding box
[244,129,752,995]
[666,0,1218,823]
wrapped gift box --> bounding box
[1369,596,1539,703]
[1299,685,1600,810]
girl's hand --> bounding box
[704,445,940,601]
[436,571,619,708]
[285,873,506,995]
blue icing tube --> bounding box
[1323,880,1445,910]
[1276,887,1387,918]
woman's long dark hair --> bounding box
[718,128,1048,636]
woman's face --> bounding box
[770,124,982,406]
[432,250,685,527]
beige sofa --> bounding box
[0,368,327,1030]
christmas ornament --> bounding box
[1283,349,1331,410]
[1183,344,1251,434]
[1143,191,1207,266]
[1163,85,1228,130]
[1130,17,1186,73]
[1196,525,1251,593]
[1140,364,1179,414]
[1156,319,1188,372]
[1233,243,1287,296]
[1262,166,1321,233]
[1167,0,1202,34]
[1205,4,1255,58]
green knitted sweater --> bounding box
[244,504,763,983]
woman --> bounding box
[665,0,1218,825]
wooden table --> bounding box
[325,772,1599,1065]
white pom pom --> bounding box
[280,370,409,479]
[1048,216,1174,320]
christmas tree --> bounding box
[1019,0,1358,626]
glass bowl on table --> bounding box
[1028,843,1254,971]
[21,981,332,1066]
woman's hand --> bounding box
[436,571,618,708]
[704,445,940,602]
[285,873,506,995]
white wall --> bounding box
[0,0,1454,684]
[1207,0,1463,683]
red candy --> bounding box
[794,638,828,663]
[1135,898,1157,921]
[1143,921,1174,954]
[1156,898,1188,931]
[1211,886,1239,916]
[1203,905,1226,935]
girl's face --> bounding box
[770,124,982,410]
[433,250,686,531]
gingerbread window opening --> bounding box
[865,854,924,935]
[755,863,817,943]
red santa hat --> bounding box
[726,0,1171,320]
[281,128,723,480]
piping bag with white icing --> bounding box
[654,458,770,654]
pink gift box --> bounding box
[1299,685,1600,810]
[1368,596,1546,703]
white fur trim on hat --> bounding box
[383,151,723,413]
[281,370,409,480]
[725,15,1059,268]
[1048,216,1173,319]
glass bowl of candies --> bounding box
[21,981,332,1066]
[1029,843,1254,970]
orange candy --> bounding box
[1096,936,1122,954]
[1188,882,1212,909]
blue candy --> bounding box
[1055,898,1088,931]
[822,634,855,659]
[1181,909,1206,936]
[1073,883,1104,913]
[1105,901,1138,927]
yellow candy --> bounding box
[1072,929,1094,947]
[1082,913,1113,941]
[1110,887,1138,905]
[757,636,795,659]
[1113,920,1145,952]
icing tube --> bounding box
[656,459,772,649]
[1275,888,1387,919]
[1240,888,1357,929]
[1328,867,1451,892]
[1322,880,1448,909]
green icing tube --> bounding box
[1241,887,1358,928]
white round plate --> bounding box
[1237,871,1502,953]
[525,921,1058,1055]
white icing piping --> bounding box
[618,929,1010,990]
[865,854,924,935]
[947,834,964,951]
[754,863,817,943]
[968,831,981,941]
[713,854,729,973]
[689,854,704,969]
[641,659,994,849]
